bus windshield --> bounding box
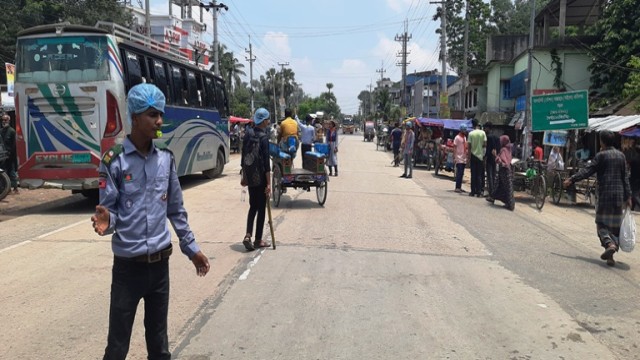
[16,35,110,83]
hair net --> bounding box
[459,124,467,132]
[405,121,413,128]
[127,83,166,124]
[254,108,270,125]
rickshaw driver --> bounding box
[277,108,299,158]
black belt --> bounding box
[116,245,173,263]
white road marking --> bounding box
[238,251,264,280]
[0,240,32,254]
[37,219,87,239]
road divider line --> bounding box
[37,219,88,239]
[0,240,32,254]
[239,252,263,280]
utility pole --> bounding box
[376,61,386,86]
[271,68,277,120]
[199,1,228,76]
[523,0,536,160]
[431,0,448,118]
[277,62,289,118]
[395,20,411,113]
[144,0,150,36]
[461,0,470,113]
[368,82,374,118]
[245,37,256,115]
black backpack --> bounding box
[242,132,266,187]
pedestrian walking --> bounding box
[400,121,415,178]
[326,120,339,176]
[241,107,272,251]
[484,122,500,197]
[390,122,403,167]
[1,113,19,193]
[563,130,632,266]
[467,120,486,197]
[623,138,640,210]
[90,83,210,360]
[487,135,515,210]
[453,124,468,192]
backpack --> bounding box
[242,132,266,187]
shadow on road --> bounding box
[550,252,631,271]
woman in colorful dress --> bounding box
[326,120,339,176]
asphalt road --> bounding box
[0,134,638,360]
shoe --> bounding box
[400,174,407,178]
[242,235,254,251]
[486,197,494,204]
[607,255,616,266]
[406,175,412,179]
[468,192,475,197]
[254,240,271,248]
[476,194,481,198]
[12,188,19,194]
[600,242,617,261]
[454,188,462,193]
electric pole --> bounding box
[199,1,228,76]
[523,0,536,160]
[395,20,411,113]
[245,38,256,115]
[461,0,470,113]
[277,62,289,118]
[368,82,374,118]
[431,0,448,118]
[376,61,386,86]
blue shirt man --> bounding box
[91,83,210,360]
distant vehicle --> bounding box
[342,118,355,134]
[363,121,375,141]
[14,22,230,197]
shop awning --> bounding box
[230,116,252,124]
[620,126,640,138]
[587,115,640,132]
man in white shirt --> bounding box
[297,114,316,156]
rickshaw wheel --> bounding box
[272,165,282,207]
[316,181,327,206]
[534,175,547,210]
[551,173,562,204]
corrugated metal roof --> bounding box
[587,115,640,132]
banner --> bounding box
[5,63,15,97]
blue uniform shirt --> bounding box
[99,137,200,259]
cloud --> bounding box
[263,32,292,60]
[386,0,413,13]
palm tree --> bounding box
[213,44,246,94]
[326,83,334,95]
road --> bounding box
[1,134,639,360]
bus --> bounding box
[14,22,229,197]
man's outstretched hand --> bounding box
[91,205,110,236]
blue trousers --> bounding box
[403,153,413,176]
[103,257,171,360]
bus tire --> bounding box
[203,149,225,179]
[0,171,10,201]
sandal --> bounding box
[254,240,271,248]
[242,235,254,251]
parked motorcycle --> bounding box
[0,145,11,201]
[230,133,240,153]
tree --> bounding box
[326,83,334,95]
[622,56,640,112]
[358,90,372,116]
[1,0,131,65]
[589,0,640,97]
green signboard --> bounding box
[531,90,589,131]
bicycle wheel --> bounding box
[551,173,562,205]
[534,175,547,210]
[272,165,282,207]
[316,181,327,206]
[0,171,10,201]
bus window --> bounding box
[186,71,198,106]
[170,65,184,105]
[137,54,149,83]
[153,60,170,103]
[204,76,216,109]
[145,57,155,84]
[179,68,189,105]
[125,51,143,91]
[195,73,204,108]
[214,77,227,117]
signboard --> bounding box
[164,28,181,45]
[5,63,15,96]
[543,130,568,147]
[531,90,588,131]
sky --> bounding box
[146,0,444,115]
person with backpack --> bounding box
[241,108,272,251]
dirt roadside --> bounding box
[0,188,86,222]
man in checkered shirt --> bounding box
[564,130,632,266]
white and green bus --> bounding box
[14,22,229,197]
